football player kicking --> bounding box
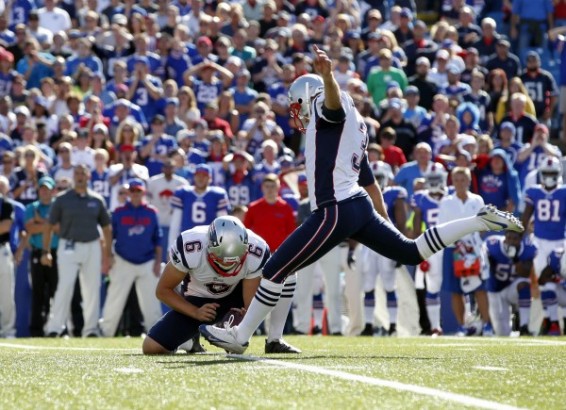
[200,45,523,354]
[484,231,535,336]
[142,216,300,355]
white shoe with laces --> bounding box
[476,205,524,232]
[199,323,249,354]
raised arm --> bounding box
[312,45,342,112]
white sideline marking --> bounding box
[114,367,144,374]
[474,366,508,372]
[446,337,566,347]
[0,342,138,352]
[229,354,526,410]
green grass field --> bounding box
[1,336,566,410]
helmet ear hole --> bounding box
[297,98,303,104]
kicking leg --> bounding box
[201,204,349,353]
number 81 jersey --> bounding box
[525,185,566,240]
[169,225,270,298]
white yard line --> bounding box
[443,337,566,346]
[0,342,138,352]
[229,353,527,410]
[0,340,541,409]
[474,366,509,372]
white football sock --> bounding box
[427,304,441,330]
[519,306,531,327]
[416,216,485,260]
[364,305,375,325]
[235,278,283,344]
[267,274,296,343]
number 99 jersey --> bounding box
[524,185,566,240]
[169,225,270,298]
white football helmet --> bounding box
[288,74,324,132]
[207,216,249,277]
[370,160,393,189]
[538,156,562,189]
[424,163,447,195]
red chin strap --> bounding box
[289,102,307,133]
[207,252,248,277]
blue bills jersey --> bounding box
[90,169,111,208]
[525,185,566,240]
[383,186,407,226]
[170,186,231,231]
[225,172,258,207]
[411,191,442,227]
[485,235,536,292]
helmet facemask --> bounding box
[288,74,324,133]
[207,216,250,278]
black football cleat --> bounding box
[540,318,550,335]
[519,325,532,336]
[187,333,207,353]
[265,339,302,354]
[360,323,374,336]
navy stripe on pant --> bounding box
[264,195,422,283]
[147,282,244,352]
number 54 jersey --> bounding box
[525,185,566,240]
[169,225,270,298]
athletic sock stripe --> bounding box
[255,295,277,307]
[280,294,294,298]
[259,287,281,297]
[423,230,438,253]
[257,289,280,303]
[432,227,447,248]
[426,230,441,252]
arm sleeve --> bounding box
[97,199,111,227]
[48,198,62,225]
[1,201,13,221]
[24,204,34,223]
[314,93,348,124]
[358,154,375,187]
[168,208,182,248]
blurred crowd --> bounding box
[0,0,566,338]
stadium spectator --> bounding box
[520,51,559,123]
[485,39,521,81]
[42,164,112,337]
[510,0,554,62]
[367,48,408,105]
[109,144,149,211]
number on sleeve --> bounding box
[184,240,202,253]
[248,243,263,258]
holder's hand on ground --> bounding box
[312,45,332,77]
